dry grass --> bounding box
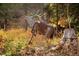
[0,28,78,56]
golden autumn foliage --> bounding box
[58,17,68,27]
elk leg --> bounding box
[28,23,37,45]
[28,34,34,45]
[45,27,53,38]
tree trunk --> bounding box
[67,4,71,28]
[56,4,59,33]
[4,19,8,30]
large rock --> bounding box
[62,28,77,39]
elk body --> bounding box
[31,21,56,38]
